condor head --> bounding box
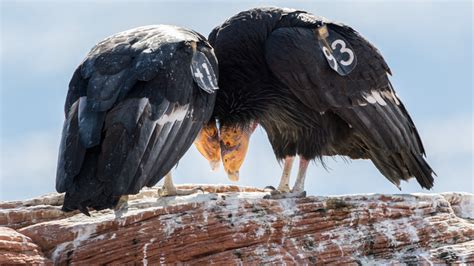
[219,122,257,181]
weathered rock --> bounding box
[0,193,78,229]
[0,226,52,264]
[0,185,472,264]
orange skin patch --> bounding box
[220,125,255,182]
[194,120,221,171]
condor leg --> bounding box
[265,156,307,199]
[114,195,129,215]
[158,172,202,197]
[291,157,308,197]
[266,156,293,193]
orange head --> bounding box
[194,120,221,171]
[219,122,257,182]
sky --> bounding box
[0,0,472,201]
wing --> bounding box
[264,24,434,189]
[57,25,218,212]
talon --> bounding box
[277,185,291,193]
[264,190,307,199]
[158,187,176,197]
[270,189,282,196]
[159,186,202,197]
[264,185,276,192]
[290,190,307,198]
[157,187,164,197]
[114,195,129,218]
[114,195,129,211]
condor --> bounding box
[198,7,435,198]
[56,25,218,214]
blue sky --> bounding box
[1,1,472,200]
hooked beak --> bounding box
[209,160,220,172]
[220,122,257,182]
[194,120,221,171]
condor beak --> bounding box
[209,160,220,172]
[194,120,221,171]
[220,122,257,182]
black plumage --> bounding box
[210,7,435,189]
[56,25,218,213]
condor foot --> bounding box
[157,186,204,197]
[263,189,306,199]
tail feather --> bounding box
[61,146,121,215]
[408,152,435,189]
[367,148,434,189]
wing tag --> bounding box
[315,25,357,76]
[191,51,219,94]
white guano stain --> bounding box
[71,225,97,248]
[377,220,398,246]
[50,224,98,262]
[142,238,157,266]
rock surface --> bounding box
[0,185,473,264]
[0,226,51,264]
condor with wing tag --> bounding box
[316,25,357,76]
[191,51,219,94]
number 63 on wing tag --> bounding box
[315,25,357,76]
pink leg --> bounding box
[277,156,294,192]
[265,156,308,199]
[292,157,309,194]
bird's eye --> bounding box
[226,141,231,146]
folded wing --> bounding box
[56,25,218,212]
[265,23,434,188]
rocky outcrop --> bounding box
[0,226,51,264]
[0,185,473,264]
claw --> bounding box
[114,195,129,218]
[264,185,276,192]
[158,186,204,197]
[263,190,307,199]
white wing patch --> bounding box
[363,90,388,106]
[364,93,377,104]
[156,104,190,125]
[381,90,401,105]
[371,91,387,106]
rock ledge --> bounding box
[0,185,473,264]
